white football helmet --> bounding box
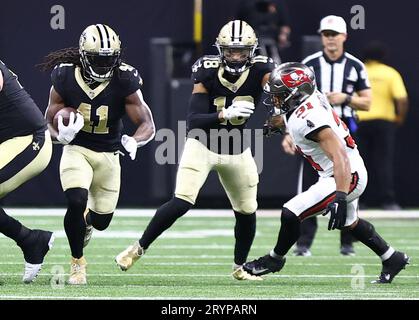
[79,24,121,82]
[215,20,258,75]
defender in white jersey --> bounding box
[244,63,409,284]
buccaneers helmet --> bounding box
[79,24,121,82]
[215,20,258,75]
[263,62,316,114]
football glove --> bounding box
[121,134,138,160]
[223,101,254,121]
[323,191,348,230]
[57,112,84,145]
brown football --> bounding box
[53,107,79,131]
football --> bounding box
[53,107,79,131]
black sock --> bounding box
[64,188,88,259]
[233,212,256,265]
[273,208,301,256]
[139,197,192,250]
[349,218,389,256]
[0,207,31,246]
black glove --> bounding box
[323,191,347,230]
[263,123,283,137]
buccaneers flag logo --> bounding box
[281,70,311,88]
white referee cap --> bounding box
[318,15,347,34]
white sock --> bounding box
[270,249,283,260]
[380,247,395,261]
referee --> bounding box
[283,15,372,256]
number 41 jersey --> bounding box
[51,63,143,152]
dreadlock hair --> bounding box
[37,47,81,72]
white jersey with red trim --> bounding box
[284,90,364,178]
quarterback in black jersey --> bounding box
[0,60,54,283]
[116,20,275,280]
[43,24,155,285]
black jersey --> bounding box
[51,63,143,152]
[0,60,46,143]
[189,55,275,154]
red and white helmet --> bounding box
[264,62,316,114]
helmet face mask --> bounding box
[263,62,316,115]
[79,24,121,82]
[215,20,258,75]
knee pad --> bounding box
[65,188,88,212]
[89,210,113,231]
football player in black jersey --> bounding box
[116,20,275,280]
[42,24,155,285]
[0,59,54,283]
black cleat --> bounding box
[340,245,355,256]
[243,254,286,276]
[293,246,312,257]
[20,229,55,283]
[371,251,410,284]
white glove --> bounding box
[222,101,255,121]
[57,112,84,145]
[121,134,138,160]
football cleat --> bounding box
[21,230,55,283]
[83,224,93,248]
[371,251,410,284]
[243,254,286,276]
[340,245,355,256]
[115,241,145,271]
[293,246,312,257]
[232,265,263,281]
[68,256,87,285]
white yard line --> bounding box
[5,208,419,218]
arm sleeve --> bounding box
[187,93,220,130]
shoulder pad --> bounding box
[118,63,143,86]
[192,55,221,73]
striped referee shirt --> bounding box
[302,51,370,119]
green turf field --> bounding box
[0,212,417,300]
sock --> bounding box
[64,188,88,259]
[349,218,390,257]
[233,212,256,265]
[273,208,301,256]
[0,207,31,247]
[139,197,192,250]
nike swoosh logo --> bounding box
[252,267,268,275]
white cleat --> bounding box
[22,231,55,284]
[115,241,145,271]
[232,266,263,281]
[68,256,87,285]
